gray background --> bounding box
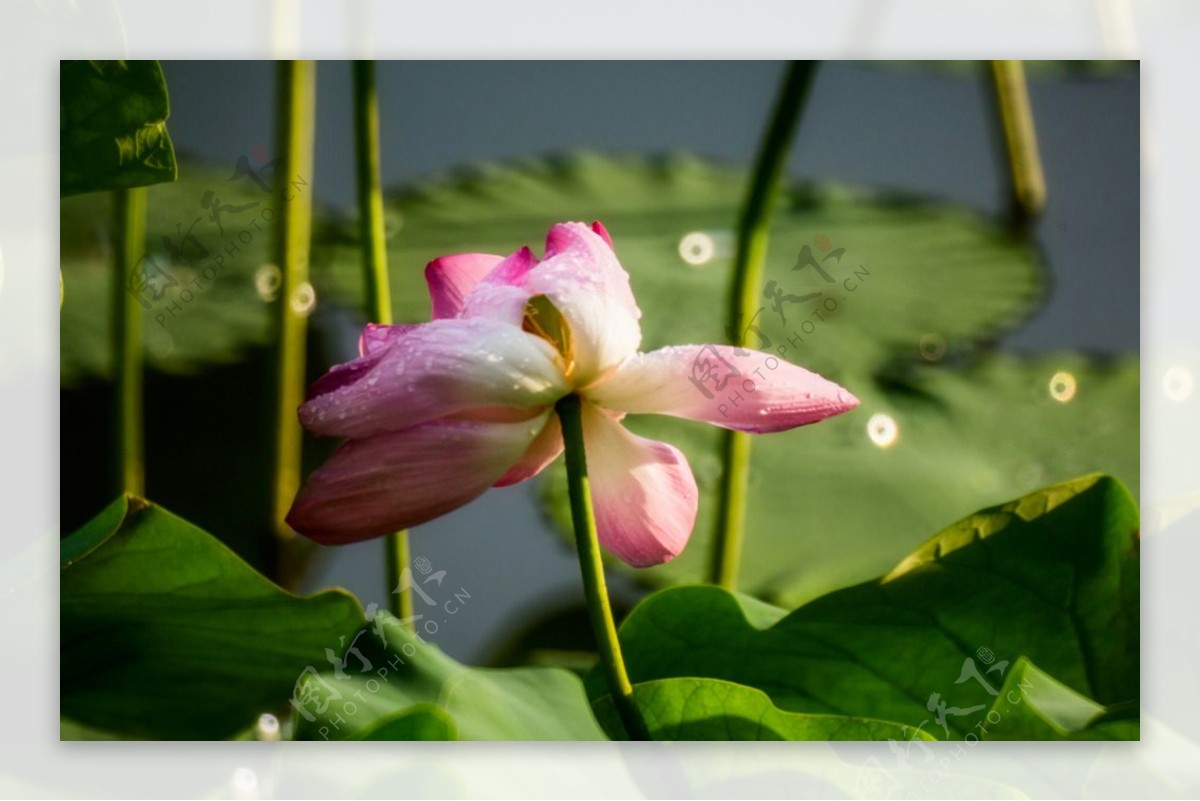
[158,60,1139,662]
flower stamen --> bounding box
[522,293,576,379]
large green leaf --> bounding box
[60,160,287,383]
[323,153,1043,379]
[545,353,1139,604]
[592,678,935,741]
[60,496,364,739]
[292,611,607,741]
[357,705,458,741]
[60,60,178,196]
[981,658,1139,741]
[62,153,1041,382]
[602,475,1138,740]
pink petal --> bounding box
[590,220,613,248]
[580,402,697,567]
[358,323,418,357]
[300,317,567,439]
[287,413,550,544]
[493,414,563,487]
[524,222,642,384]
[306,348,385,402]
[585,344,860,434]
[424,253,503,319]
[459,246,540,325]
[487,245,540,285]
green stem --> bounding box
[352,60,412,623]
[354,61,393,325]
[712,427,751,589]
[710,61,819,590]
[385,525,413,623]
[271,60,317,546]
[113,187,146,498]
[989,60,1046,220]
[555,395,649,741]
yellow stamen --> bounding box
[522,294,575,378]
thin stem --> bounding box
[555,395,649,741]
[354,61,393,325]
[113,187,146,498]
[710,61,819,590]
[712,427,752,589]
[385,525,412,623]
[353,60,412,623]
[989,60,1046,220]
[271,60,317,545]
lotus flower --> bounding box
[287,222,859,566]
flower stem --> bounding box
[353,60,412,624]
[710,60,819,590]
[555,394,649,741]
[354,61,393,325]
[989,60,1046,221]
[113,187,146,498]
[271,60,317,551]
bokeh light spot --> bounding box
[867,413,899,448]
[1049,371,1077,403]
[678,232,715,266]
